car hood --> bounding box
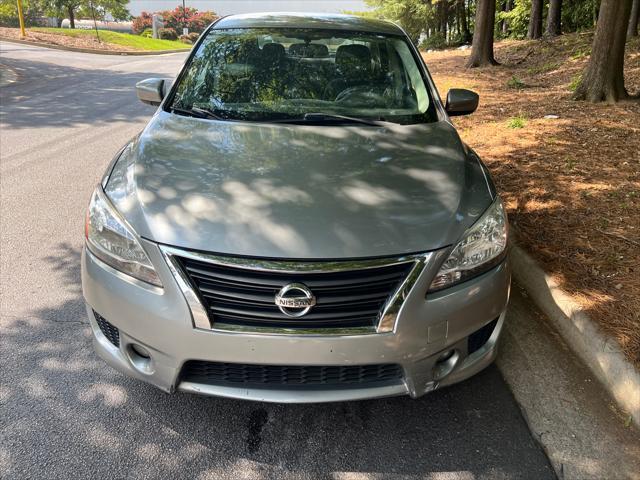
[105,110,493,259]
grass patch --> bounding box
[507,114,527,129]
[527,61,561,75]
[568,73,582,92]
[31,27,190,51]
[570,46,591,60]
[506,76,526,89]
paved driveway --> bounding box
[0,42,554,480]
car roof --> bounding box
[213,12,404,36]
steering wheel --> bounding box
[335,85,385,105]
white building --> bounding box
[126,0,370,16]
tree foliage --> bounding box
[132,7,217,35]
[361,0,432,44]
[0,0,41,27]
[359,0,609,44]
[0,0,129,26]
[498,0,532,38]
[356,0,636,102]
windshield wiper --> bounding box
[170,106,226,121]
[271,113,387,126]
[171,109,388,126]
[191,106,227,120]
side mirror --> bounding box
[445,88,479,116]
[136,78,172,106]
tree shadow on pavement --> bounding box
[0,57,161,130]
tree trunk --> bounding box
[459,0,472,43]
[438,0,448,39]
[466,0,498,67]
[68,5,75,29]
[502,0,512,36]
[528,0,544,39]
[574,0,634,102]
[546,0,562,36]
[628,0,639,38]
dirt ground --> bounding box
[0,27,128,51]
[424,32,640,367]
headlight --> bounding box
[85,188,162,287]
[429,197,508,292]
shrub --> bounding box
[0,3,18,27]
[133,7,216,36]
[191,11,217,32]
[179,34,192,44]
[0,1,41,27]
[446,32,469,48]
[419,32,447,51]
[159,7,218,34]
[132,11,152,34]
[188,32,200,42]
[140,28,152,38]
[158,27,177,40]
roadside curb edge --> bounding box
[509,243,640,428]
[0,36,189,56]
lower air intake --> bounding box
[93,311,120,347]
[180,361,404,389]
[468,318,499,355]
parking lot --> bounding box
[0,42,556,479]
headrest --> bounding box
[307,43,329,58]
[235,38,260,63]
[335,44,372,75]
[262,42,285,61]
[289,43,330,58]
[289,43,307,56]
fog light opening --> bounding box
[432,349,460,381]
[126,343,154,375]
[131,344,151,359]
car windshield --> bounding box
[167,28,438,124]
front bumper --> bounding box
[82,241,510,403]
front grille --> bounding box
[175,256,414,330]
[93,311,120,347]
[180,361,404,389]
[468,318,499,354]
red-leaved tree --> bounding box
[132,11,152,34]
[132,7,217,35]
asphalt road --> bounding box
[0,42,555,480]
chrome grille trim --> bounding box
[160,245,432,335]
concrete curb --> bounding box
[0,36,188,56]
[510,243,640,428]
